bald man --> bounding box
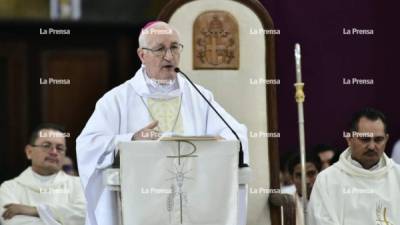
[76,21,249,225]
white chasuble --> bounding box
[119,140,238,225]
[308,148,400,225]
[146,96,184,134]
[0,167,86,225]
[76,67,249,225]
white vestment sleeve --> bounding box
[0,182,45,225]
[307,174,340,225]
[1,215,45,225]
[76,93,136,186]
[38,201,85,225]
[36,205,61,225]
[76,93,135,225]
[37,179,86,225]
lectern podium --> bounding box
[104,138,243,225]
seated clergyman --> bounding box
[287,152,320,225]
[0,123,86,225]
[307,108,400,225]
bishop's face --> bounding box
[137,27,181,81]
[346,117,388,169]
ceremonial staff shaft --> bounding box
[294,43,307,225]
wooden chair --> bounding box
[158,1,296,224]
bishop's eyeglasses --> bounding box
[141,43,184,57]
[31,142,67,154]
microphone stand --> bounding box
[175,67,249,168]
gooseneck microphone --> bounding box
[175,67,249,168]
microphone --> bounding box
[175,67,249,168]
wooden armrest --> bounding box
[269,193,296,225]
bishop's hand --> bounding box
[132,121,160,140]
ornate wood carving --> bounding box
[193,11,239,69]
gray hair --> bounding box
[138,22,180,48]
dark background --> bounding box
[262,0,399,157]
[0,0,398,181]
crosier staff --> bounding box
[294,43,307,225]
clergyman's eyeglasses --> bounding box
[31,142,67,154]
